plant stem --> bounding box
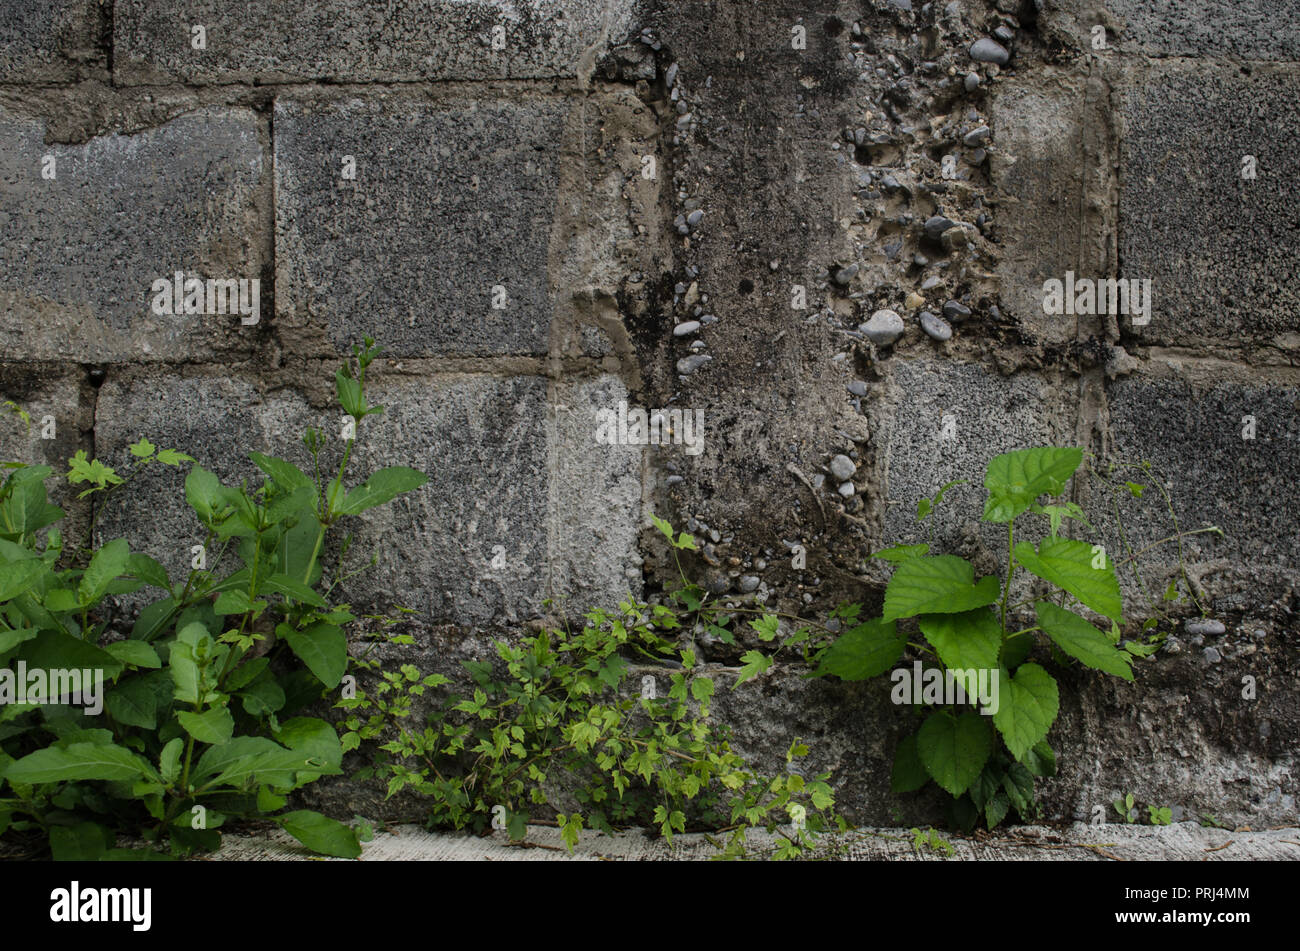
[1000,521,1015,631]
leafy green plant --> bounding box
[341,517,844,860]
[810,446,1189,831]
[0,338,427,859]
[1147,803,1173,826]
[1114,792,1138,823]
[910,826,954,857]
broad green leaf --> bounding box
[982,447,1083,523]
[1001,632,1033,671]
[239,677,286,717]
[105,676,158,730]
[337,467,429,516]
[870,543,929,564]
[7,741,155,784]
[1014,537,1122,622]
[177,706,235,746]
[916,711,992,797]
[1035,602,1133,680]
[0,559,47,601]
[265,484,316,526]
[185,465,228,527]
[104,640,161,669]
[918,608,1002,672]
[169,622,212,705]
[276,717,343,775]
[18,630,123,681]
[250,452,314,493]
[335,369,364,420]
[127,553,170,590]
[991,663,1059,759]
[985,792,1011,829]
[0,627,37,654]
[891,733,929,793]
[132,597,178,642]
[1001,761,1036,817]
[259,573,327,608]
[159,737,183,784]
[1021,739,1057,778]
[194,737,319,789]
[78,538,131,605]
[50,821,111,861]
[213,589,265,617]
[278,810,362,858]
[814,618,904,681]
[883,555,999,621]
[281,622,347,688]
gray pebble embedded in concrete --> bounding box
[993,25,1014,43]
[861,309,905,346]
[739,575,760,593]
[676,354,712,375]
[833,263,859,286]
[924,215,955,240]
[830,454,856,480]
[964,72,980,92]
[920,311,952,340]
[963,125,990,146]
[942,299,971,320]
[1203,646,1222,663]
[1186,618,1227,636]
[847,380,868,397]
[686,209,703,228]
[838,481,855,497]
[969,38,1010,65]
[673,320,700,337]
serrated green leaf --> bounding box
[733,650,772,689]
[814,618,905,681]
[870,543,929,564]
[1035,601,1133,680]
[918,608,1002,672]
[250,452,314,493]
[1014,537,1122,622]
[916,712,992,797]
[991,662,1059,759]
[1021,739,1057,778]
[883,556,999,621]
[891,733,929,793]
[983,447,1083,523]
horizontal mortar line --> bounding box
[89,76,610,95]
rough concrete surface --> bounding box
[1,0,1298,845]
[208,820,1300,861]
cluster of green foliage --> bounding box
[809,447,1170,831]
[1114,792,1172,826]
[0,339,426,859]
[340,532,842,860]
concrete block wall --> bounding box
[1,0,1296,827]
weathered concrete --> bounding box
[113,0,641,84]
[0,0,104,83]
[1118,65,1300,350]
[0,105,268,363]
[209,819,1300,860]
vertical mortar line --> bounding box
[106,0,115,79]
